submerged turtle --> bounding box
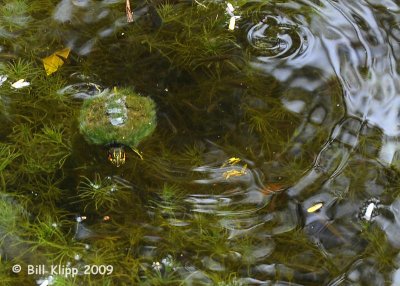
[79,87,156,167]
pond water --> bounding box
[1,0,400,285]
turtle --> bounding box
[79,87,156,167]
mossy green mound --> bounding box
[79,88,156,147]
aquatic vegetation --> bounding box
[213,273,243,286]
[0,194,28,243]
[143,2,242,72]
[1,0,400,284]
[0,143,20,190]
[181,143,205,166]
[150,184,188,218]
[85,1,244,82]
[139,260,182,285]
[16,124,72,174]
[0,59,39,83]
[24,217,84,263]
[0,0,31,32]
[77,173,133,211]
[360,225,397,271]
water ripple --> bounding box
[247,14,311,61]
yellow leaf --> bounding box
[227,157,240,165]
[222,164,247,179]
[307,202,323,213]
[42,48,71,76]
[221,157,241,167]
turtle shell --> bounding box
[79,88,156,148]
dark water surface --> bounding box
[1,0,400,285]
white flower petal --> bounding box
[0,75,7,86]
[363,203,376,221]
[11,79,30,89]
[226,2,235,12]
[228,16,236,30]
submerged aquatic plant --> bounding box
[361,224,397,271]
[0,59,39,83]
[151,184,187,215]
[142,1,241,71]
[77,173,133,211]
[24,217,84,263]
[0,0,31,32]
[16,124,72,174]
[0,143,20,190]
[0,194,28,243]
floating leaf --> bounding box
[223,164,247,179]
[42,48,71,76]
[307,202,323,213]
[227,157,240,165]
[221,157,241,167]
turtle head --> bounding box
[107,145,126,167]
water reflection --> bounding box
[181,0,400,283]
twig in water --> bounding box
[126,0,134,23]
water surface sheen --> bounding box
[2,0,400,285]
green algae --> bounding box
[79,88,156,148]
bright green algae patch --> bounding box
[79,88,156,147]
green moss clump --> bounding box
[79,88,157,148]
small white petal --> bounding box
[363,203,376,221]
[11,79,30,89]
[226,2,235,12]
[228,17,236,30]
[0,75,7,86]
[307,202,323,213]
[39,280,49,286]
